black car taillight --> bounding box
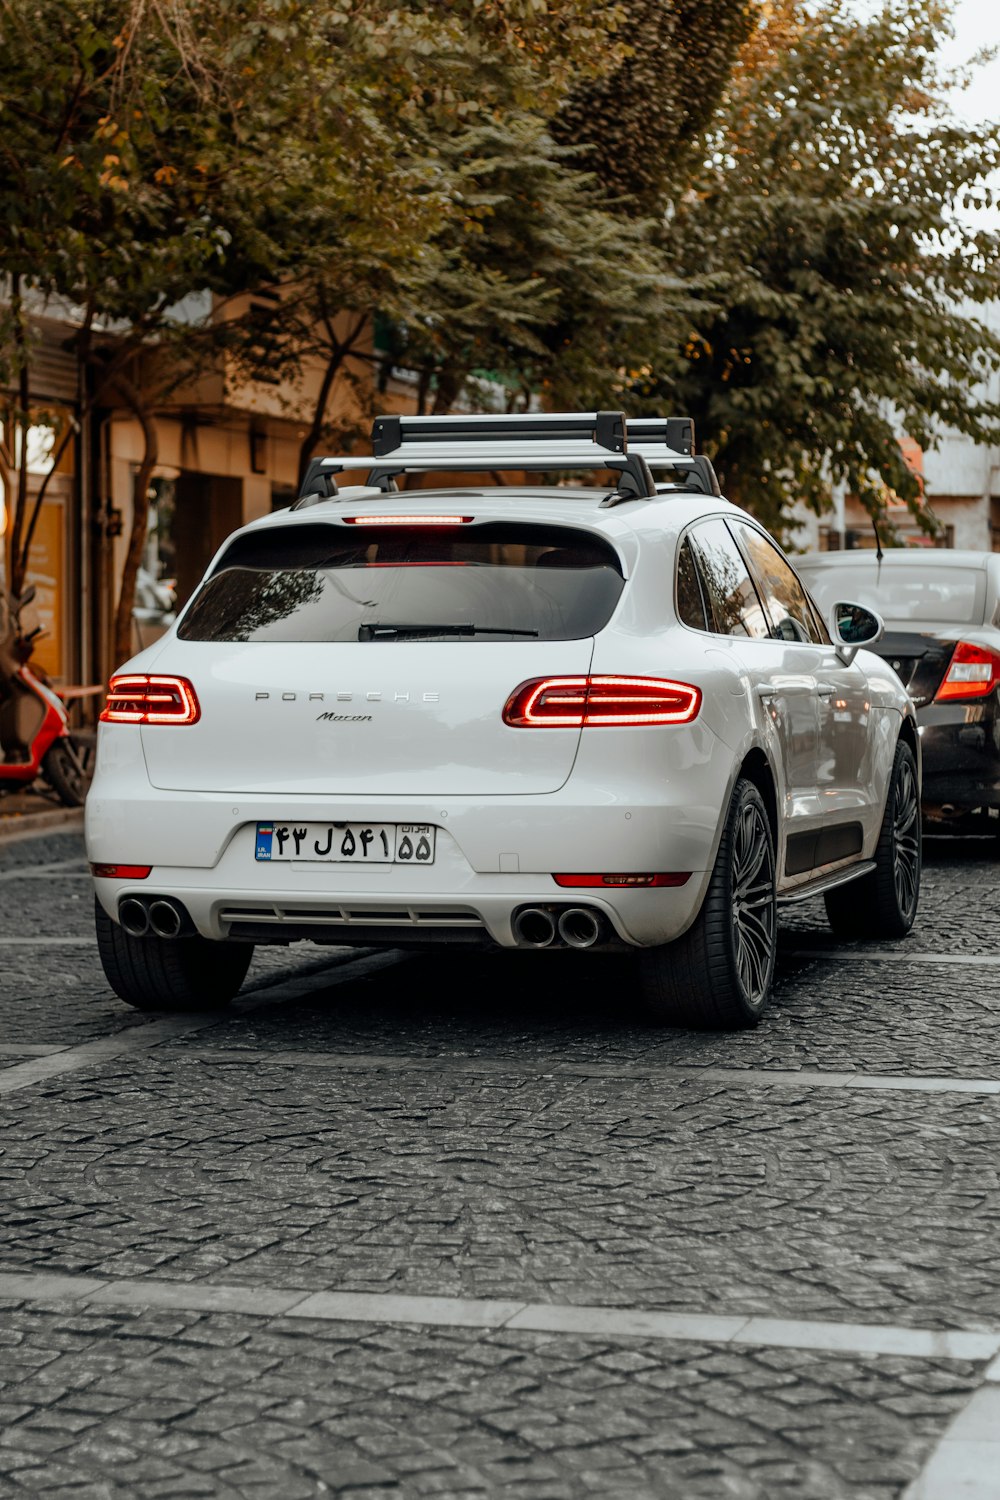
[934,643,1000,703]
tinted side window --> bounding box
[731,523,826,644]
[676,537,710,631]
[689,519,770,639]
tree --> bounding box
[0,0,454,661]
[224,0,639,473]
[2,0,637,610]
[641,0,1000,532]
[554,0,759,213]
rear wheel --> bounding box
[637,777,777,1029]
[42,736,93,807]
[824,739,920,939]
[95,899,252,1011]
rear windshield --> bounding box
[177,522,626,644]
[800,563,986,626]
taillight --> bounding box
[934,643,1000,702]
[553,873,691,888]
[100,675,200,725]
[90,863,152,879]
[503,676,701,728]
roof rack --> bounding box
[628,417,695,456]
[627,418,721,497]
[294,412,716,509]
[371,410,627,459]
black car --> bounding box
[799,549,1000,829]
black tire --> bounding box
[637,777,777,1029]
[42,736,93,807]
[824,739,920,940]
[95,898,252,1011]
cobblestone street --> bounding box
[2,829,1000,1499]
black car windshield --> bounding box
[800,563,986,626]
[178,521,626,643]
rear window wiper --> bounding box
[358,622,539,641]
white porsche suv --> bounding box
[87,412,920,1028]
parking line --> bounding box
[0,858,88,882]
[0,1268,995,1363]
[0,1044,69,1056]
[164,1048,1000,1096]
[0,936,93,945]
[787,948,1000,966]
[903,1386,1000,1498]
[0,950,399,1097]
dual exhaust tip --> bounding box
[513,906,606,950]
[119,896,189,940]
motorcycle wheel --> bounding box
[42,736,93,807]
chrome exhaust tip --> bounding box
[512,907,557,948]
[557,907,605,949]
[119,897,150,938]
[148,899,184,939]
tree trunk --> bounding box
[296,313,370,486]
[8,274,31,596]
[431,365,464,415]
[110,374,158,669]
[297,346,345,488]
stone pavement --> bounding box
[2,830,1000,1498]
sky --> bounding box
[939,0,1000,126]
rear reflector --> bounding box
[343,515,472,526]
[553,873,691,888]
[504,676,701,727]
[935,642,1000,702]
[90,863,152,880]
[101,675,200,725]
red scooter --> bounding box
[0,586,92,806]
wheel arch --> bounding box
[896,711,921,782]
[738,746,779,845]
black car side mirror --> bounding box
[831,600,883,664]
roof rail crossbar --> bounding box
[362,452,655,501]
[628,417,695,456]
[371,410,627,459]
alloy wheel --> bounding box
[731,801,776,1004]
[891,754,920,918]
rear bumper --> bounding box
[918,706,1000,810]
[86,718,741,948]
[91,867,708,950]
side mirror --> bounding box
[831,600,883,664]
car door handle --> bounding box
[816,683,836,698]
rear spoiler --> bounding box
[295,412,719,509]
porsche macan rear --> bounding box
[87,511,737,951]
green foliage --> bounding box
[639,0,1000,532]
[554,0,758,214]
[372,112,685,415]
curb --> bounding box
[0,807,85,846]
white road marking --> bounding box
[0,1044,68,1056]
[0,858,88,882]
[0,1269,995,1363]
[0,936,93,945]
[903,1387,1000,1498]
[0,949,396,1097]
[788,949,1000,966]
[165,1048,1000,1096]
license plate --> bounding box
[255,822,435,865]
